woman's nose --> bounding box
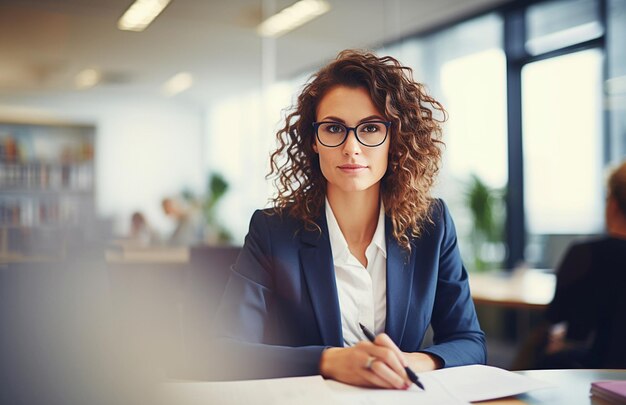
[342,129,361,155]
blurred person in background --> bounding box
[516,160,626,369]
[161,197,204,246]
[540,160,626,368]
[129,211,161,246]
[212,50,485,388]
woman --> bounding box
[213,50,486,388]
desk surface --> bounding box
[161,369,626,405]
[484,369,626,405]
[469,269,556,309]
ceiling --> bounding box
[0,0,511,106]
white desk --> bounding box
[484,369,626,405]
[469,269,556,310]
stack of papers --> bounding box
[590,381,626,404]
[326,365,552,404]
[159,365,552,405]
[160,375,341,405]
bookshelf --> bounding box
[0,121,96,263]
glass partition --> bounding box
[385,14,507,271]
[522,49,604,268]
[526,0,603,55]
[607,0,626,163]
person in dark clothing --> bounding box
[539,160,626,368]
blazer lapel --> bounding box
[299,215,343,347]
[385,216,415,345]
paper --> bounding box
[424,364,553,402]
[159,365,552,405]
[159,375,342,405]
[326,365,551,404]
[326,375,469,405]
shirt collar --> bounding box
[371,202,387,259]
[325,198,351,263]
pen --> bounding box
[359,322,425,391]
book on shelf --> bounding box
[590,380,626,404]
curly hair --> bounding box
[268,49,446,250]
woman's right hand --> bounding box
[319,339,410,389]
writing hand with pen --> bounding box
[319,323,441,390]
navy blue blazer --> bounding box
[212,199,486,379]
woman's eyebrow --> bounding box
[358,115,386,123]
[318,115,346,123]
[319,115,386,123]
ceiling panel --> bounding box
[0,0,511,105]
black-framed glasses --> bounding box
[312,120,391,147]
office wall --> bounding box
[0,95,205,236]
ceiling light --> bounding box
[75,69,101,89]
[163,72,193,96]
[257,0,330,38]
[118,0,171,32]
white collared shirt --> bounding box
[325,198,387,347]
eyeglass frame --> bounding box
[311,120,392,148]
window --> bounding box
[206,83,296,243]
[384,14,507,270]
[607,0,626,162]
[522,49,604,266]
[526,0,603,55]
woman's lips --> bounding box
[338,164,368,173]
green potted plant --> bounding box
[465,174,505,271]
[202,173,232,244]
[181,172,232,244]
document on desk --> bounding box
[326,374,469,405]
[424,364,552,402]
[160,374,467,405]
[159,375,342,405]
[160,365,551,405]
[326,365,552,404]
